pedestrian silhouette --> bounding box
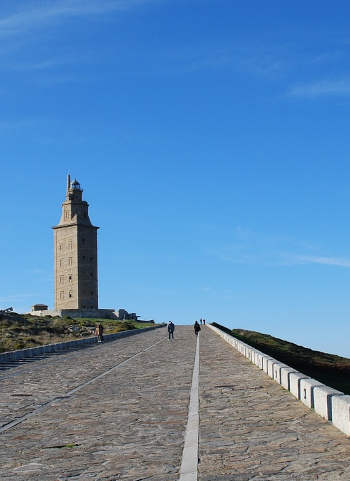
[96,323,104,343]
[194,321,201,336]
[168,321,175,340]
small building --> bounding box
[32,304,48,312]
[115,309,139,321]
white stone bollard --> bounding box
[280,367,297,391]
[262,356,272,374]
[289,372,310,400]
[313,386,344,421]
[267,358,277,378]
[331,395,350,435]
[273,363,289,384]
[251,349,258,365]
[245,347,252,360]
[254,352,264,369]
[299,378,324,408]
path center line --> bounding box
[179,333,200,481]
[0,337,165,434]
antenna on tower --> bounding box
[67,172,71,192]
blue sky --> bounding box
[2,0,350,356]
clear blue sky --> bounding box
[2,1,350,356]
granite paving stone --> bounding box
[0,326,196,480]
[199,327,350,481]
[3,324,350,480]
[0,328,166,427]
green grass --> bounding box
[0,312,158,353]
[212,322,350,395]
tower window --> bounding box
[68,257,72,266]
[68,275,72,282]
[59,259,63,267]
[69,291,72,298]
[82,256,86,261]
[90,272,93,278]
[59,276,64,284]
[68,239,72,249]
[60,291,64,300]
[59,243,62,251]
[90,291,94,296]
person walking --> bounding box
[200,318,203,325]
[96,323,104,343]
[203,319,206,325]
[168,321,175,340]
[194,320,201,336]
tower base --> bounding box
[27,308,117,319]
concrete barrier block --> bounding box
[300,378,324,408]
[251,350,259,365]
[289,372,310,399]
[255,352,263,369]
[313,386,344,420]
[267,358,277,378]
[280,367,297,390]
[272,363,289,384]
[262,356,272,373]
[332,395,350,435]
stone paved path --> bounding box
[199,327,350,481]
[0,328,166,427]
[2,326,350,480]
[0,327,196,480]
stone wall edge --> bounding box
[207,324,348,437]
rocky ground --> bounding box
[0,311,154,353]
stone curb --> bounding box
[208,324,350,437]
[0,325,165,363]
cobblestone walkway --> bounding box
[199,327,350,481]
[0,328,166,428]
[0,326,196,480]
[2,326,350,480]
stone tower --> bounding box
[53,175,99,311]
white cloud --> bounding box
[204,226,350,270]
[293,255,350,268]
[289,79,350,97]
[0,0,155,37]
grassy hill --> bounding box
[212,322,350,395]
[0,311,156,353]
